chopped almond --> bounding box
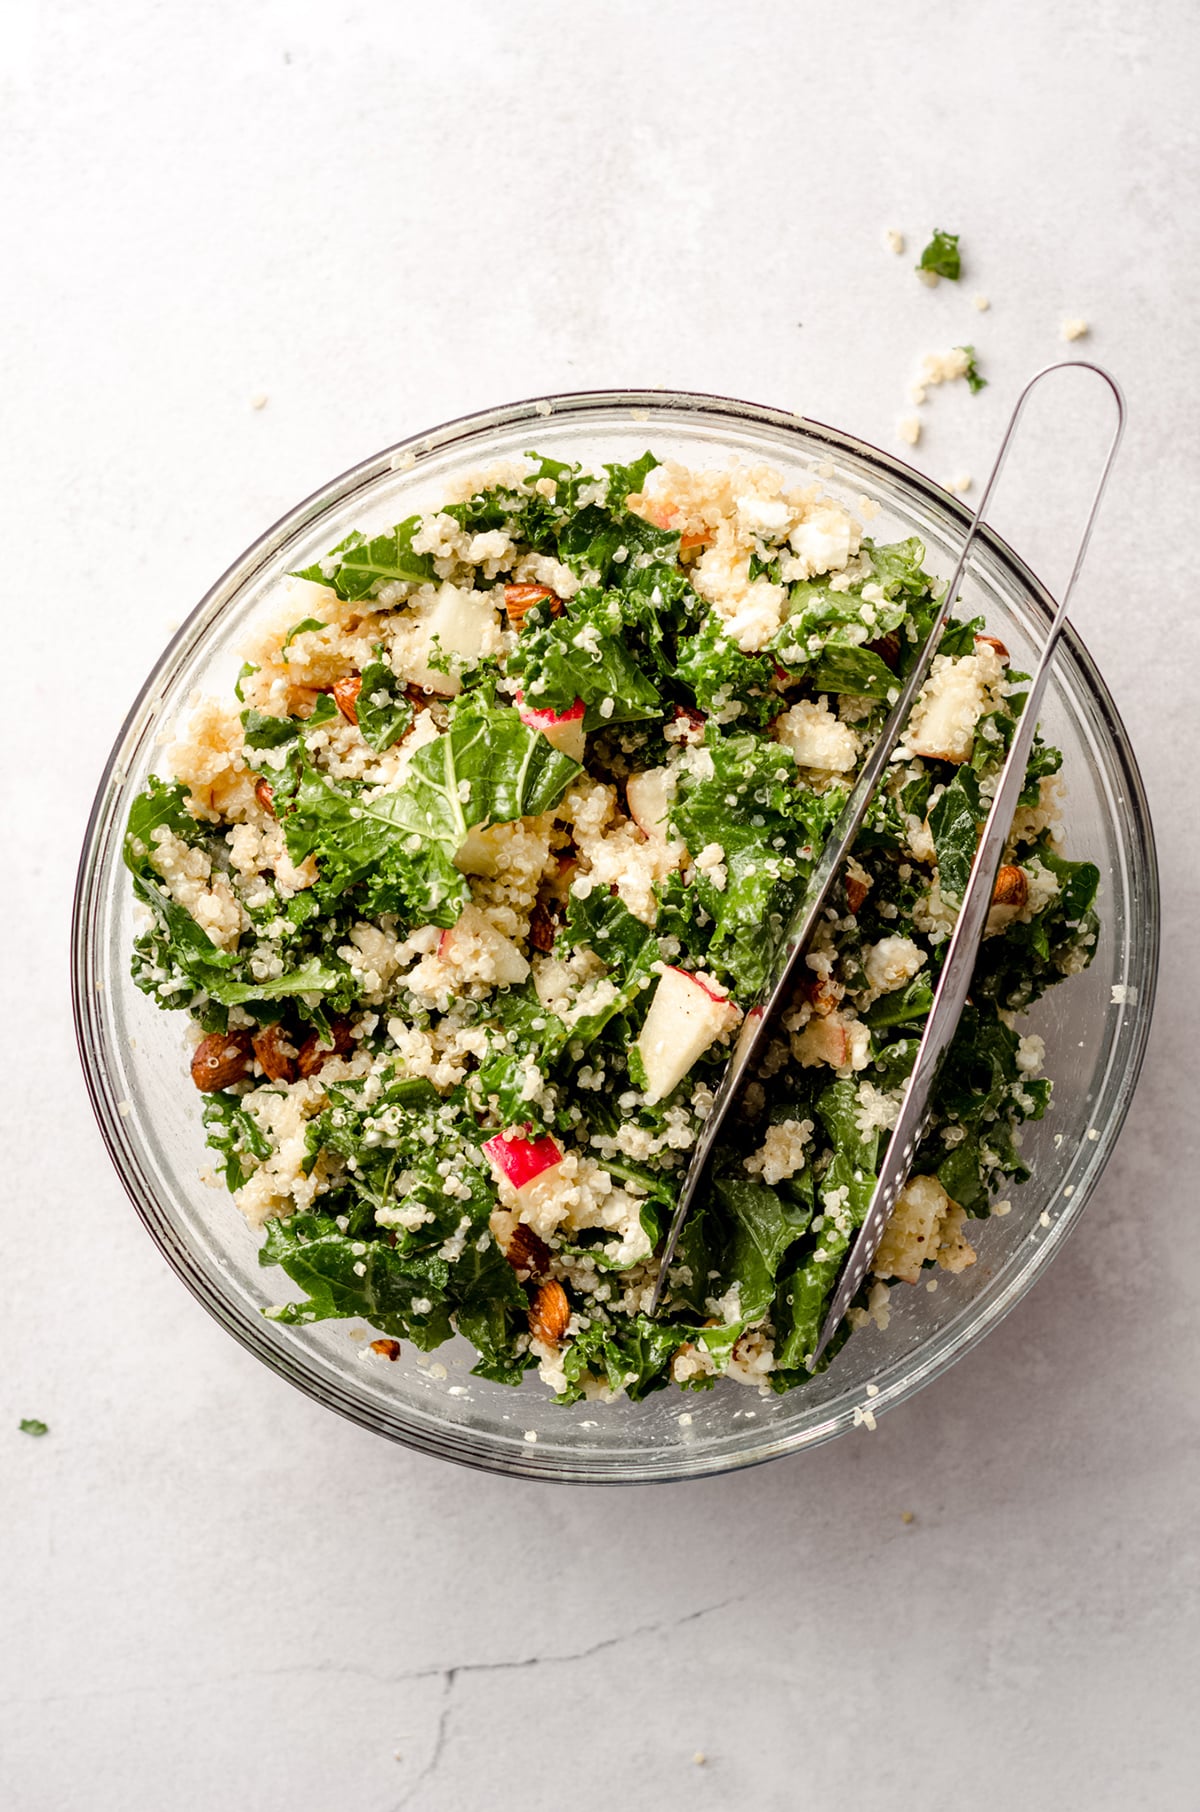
[992,865,1028,909]
[190,1030,253,1092]
[528,900,560,954]
[868,632,901,670]
[254,776,276,818]
[296,1020,354,1078]
[331,675,362,725]
[370,1337,401,1361]
[975,633,1010,664]
[252,1023,298,1083]
[506,1222,551,1279]
[845,874,870,915]
[528,1278,570,1347]
[503,583,561,627]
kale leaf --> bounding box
[675,613,778,724]
[292,519,436,600]
[506,589,662,729]
[957,345,987,394]
[916,229,961,281]
[712,1175,814,1325]
[672,730,846,997]
[355,659,414,752]
[928,766,982,904]
[261,1213,455,1349]
[281,699,580,925]
[203,1090,273,1191]
[772,1079,880,1370]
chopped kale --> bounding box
[916,229,961,281]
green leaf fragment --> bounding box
[916,229,961,281]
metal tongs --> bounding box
[650,362,1125,1359]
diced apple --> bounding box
[636,966,739,1105]
[625,767,676,844]
[793,1015,850,1068]
[407,583,499,696]
[454,824,505,877]
[791,1009,869,1073]
[285,574,339,614]
[483,1128,564,1196]
[438,904,530,987]
[670,703,707,744]
[515,691,586,763]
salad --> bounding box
[123,450,1098,1402]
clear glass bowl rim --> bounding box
[71,386,1160,1484]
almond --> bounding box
[252,1023,298,1083]
[370,1337,401,1361]
[975,633,1010,664]
[504,583,561,627]
[506,1222,551,1279]
[528,900,560,955]
[845,874,869,915]
[190,1030,254,1092]
[528,1278,570,1347]
[331,675,362,725]
[254,776,276,818]
[992,864,1028,909]
[296,1020,354,1078]
[868,632,901,670]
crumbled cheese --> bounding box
[920,348,971,387]
[898,415,922,447]
[1061,318,1089,341]
[873,1174,977,1286]
[904,644,1005,764]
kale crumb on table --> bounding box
[123,449,1099,1403]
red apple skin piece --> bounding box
[483,1129,564,1193]
[515,690,585,730]
[625,767,675,841]
[670,704,706,744]
[688,971,732,1006]
[515,689,586,762]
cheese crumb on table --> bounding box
[898,415,922,447]
[1061,318,1089,341]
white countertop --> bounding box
[4,3,1199,1807]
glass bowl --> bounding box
[72,390,1159,1483]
